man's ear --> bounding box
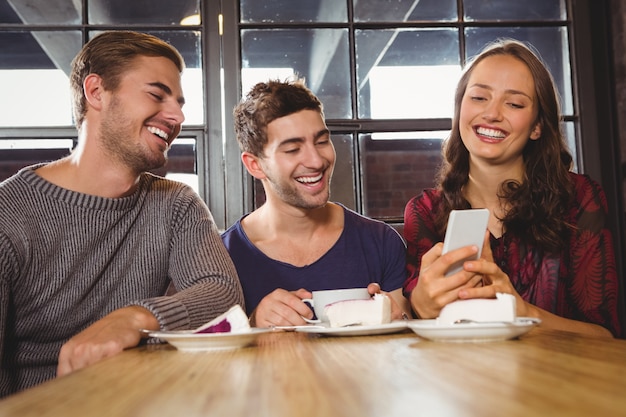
[83,74,104,110]
[241,152,267,180]
[530,122,542,140]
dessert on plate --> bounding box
[324,293,391,328]
[194,304,251,334]
[436,293,516,325]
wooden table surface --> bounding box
[1,325,625,417]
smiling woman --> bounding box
[403,39,622,339]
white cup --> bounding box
[302,288,370,323]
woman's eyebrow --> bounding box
[469,83,532,99]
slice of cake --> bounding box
[324,293,391,328]
[436,293,516,325]
[194,305,251,334]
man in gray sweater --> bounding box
[0,31,244,397]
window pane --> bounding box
[88,0,200,25]
[0,138,74,181]
[0,31,80,127]
[151,137,199,194]
[360,132,446,219]
[241,29,351,119]
[563,121,578,172]
[0,0,81,24]
[464,0,566,21]
[330,134,356,210]
[354,0,457,22]
[356,28,460,119]
[465,27,573,115]
[240,0,346,23]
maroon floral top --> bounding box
[403,172,622,337]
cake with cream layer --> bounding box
[194,304,251,334]
[436,293,516,325]
[324,293,391,328]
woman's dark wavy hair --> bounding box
[435,38,574,253]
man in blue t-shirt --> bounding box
[224,78,410,327]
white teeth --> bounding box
[476,127,505,139]
[296,173,323,184]
[147,126,169,141]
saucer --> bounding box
[149,328,272,352]
[407,318,540,343]
[295,321,408,337]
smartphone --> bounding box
[442,208,490,276]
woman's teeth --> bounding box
[476,127,505,139]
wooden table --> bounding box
[1,326,625,417]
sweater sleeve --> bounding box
[0,232,20,370]
[130,186,244,330]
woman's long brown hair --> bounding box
[435,39,574,253]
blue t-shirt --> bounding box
[221,205,407,315]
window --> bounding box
[0,0,204,195]
[0,0,621,237]
[230,0,576,224]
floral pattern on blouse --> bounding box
[403,172,621,337]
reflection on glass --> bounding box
[240,0,346,23]
[465,27,572,115]
[0,0,81,24]
[354,0,456,22]
[88,0,199,25]
[464,0,566,21]
[360,132,445,219]
[356,28,459,119]
[241,29,351,119]
[0,31,81,127]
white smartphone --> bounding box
[442,208,490,276]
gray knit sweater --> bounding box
[0,165,244,397]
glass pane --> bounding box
[241,29,351,119]
[464,0,566,21]
[465,27,573,115]
[240,0,346,23]
[356,28,460,119]
[563,121,578,172]
[89,0,200,25]
[0,0,81,24]
[151,137,199,194]
[330,134,356,210]
[0,139,74,181]
[360,132,447,219]
[0,31,81,127]
[354,0,457,22]
[89,30,204,125]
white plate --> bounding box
[149,328,272,352]
[295,321,408,337]
[407,318,541,343]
